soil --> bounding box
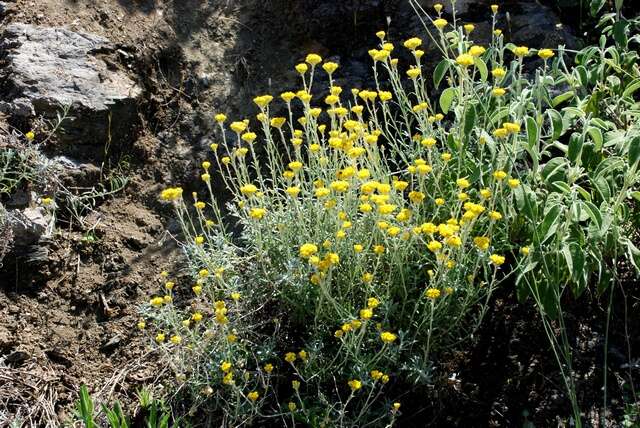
[0,0,638,427]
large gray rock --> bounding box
[0,24,142,160]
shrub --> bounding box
[142,1,640,426]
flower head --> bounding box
[380,331,397,344]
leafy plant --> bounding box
[141,0,639,426]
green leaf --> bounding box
[624,238,640,272]
[568,132,584,163]
[539,205,562,244]
[433,59,450,89]
[581,200,603,230]
[547,109,564,140]
[526,116,539,150]
[587,126,603,152]
[439,87,456,114]
[464,104,476,137]
[474,56,488,82]
[490,107,510,126]
[541,157,568,184]
[78,385,95,428]
[629,136,640,167]
[564,242,586,295]
[549,181,571,193]
[575,65,589,87]
[590,0,606,16]
[613,20,629,48]
[552,91,575,107]
[622,78,640,98]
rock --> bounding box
[508,3,578,49]
[0,23,142,160]
[8,206,49,247]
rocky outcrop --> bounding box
[0,23,142,160]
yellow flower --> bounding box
[538,49,555,60]
[456,54,475,67]
[222,372,234,385]
[288,161,303,171]
[373,244,385,255]
[267,117,285,129]
[192,312,203,322]
[489,210,502,221]
[295,63,308,74]
[421,137,436,148]
[503,122,521,133]
[492,87,506,97]
[425,288,441,299]
[513,46,529,57]
[305,53,322,65]
[137,320,146,330]
[285,352,297,363]
[348,379,362,391]
[445,235,462,247]
[155,333,165,343]
[508,178,520,188]
[367,297,380,309]
[299,243,318,258]
[434,18,448,29]
[25,131,35,141]
[170,335,182,345]
[362,272,374,283]
[441,152,452,161]
[253,95,273,108]
[315,187,330,198]
[464,23,475,33]
[360,308,373,320]
[220,361,232,372]
[286,186,300,197]
[322,61,339,74]
[240,184,258,196]
[379,91,392,102]
[247,391,259,401]
[160,187,183,201]
[408,191,425,203]
[230,121,247,133]
[406,67,421,79]
[494,29,503,36]
[491,4,498,13]
[456,178,470,188]
[493,128,508,138]
[473,236,490,250]
[468,45,486,56]
[434,3,443,12]
[491,67,506,79]
[221,156,231,165]
[329,180,350,192]
[403,37,422,50]
[241,132,257,143]
[489,254,506,266]
[281,91,296,102]
[427,240,442,253]
[521,246,531,256]
[195,236,205,245]
[380,331,397,344]
[393,402,401,411]
[376,30,386,39]
[490,172,508,184]
[298,350,308,361]
[288,402,297,412]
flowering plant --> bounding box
[142,1,640,425]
